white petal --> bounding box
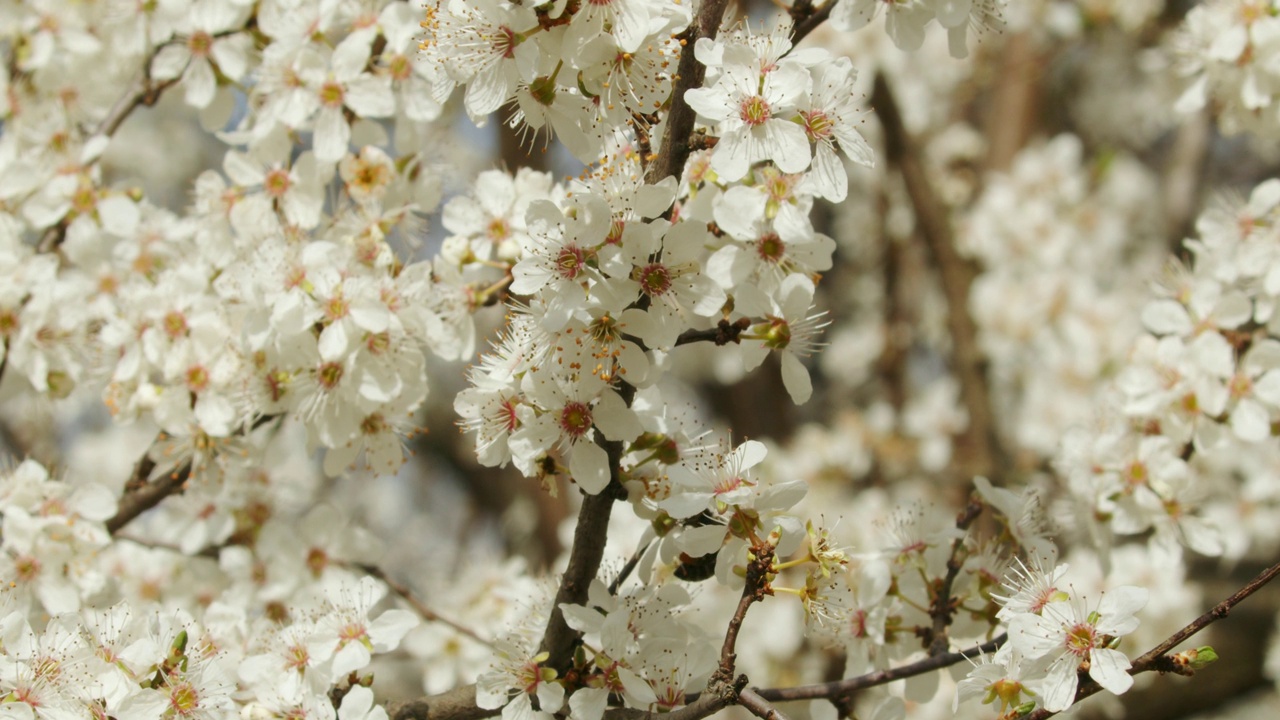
[184,57,217,109]
[1088,648,1134,695]
[1141,300,1191,336]
[1230,398,1271,442]
[592,390,643,442]
[314,108,351,163]
[569,441,610,494]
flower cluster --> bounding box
[957,559,1148,714]
[0,459,416,718]
[9,0,1280,718]
[1173,0,1280,137]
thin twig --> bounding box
[754,634,1007,701]
[925,498,983,655]
[354,563,494,648]
[871,72,1006,484]
[738,688,792,720]
[608,540,652,595]
[789,1,835,47]
[717,545,776,679]
[674,319,751,347]
[603,690,737,720]
[105,458,187,535]
[1021,558,1280,720]
[107,415,279,535]
[37,29,241,254]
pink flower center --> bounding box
[756,233,786,264]
[186,365,210,392]
[802,110,833,141]
[388,54,412,81]
[501,399,519,432]
[317,361,344,390]
[264,168,292,199]
[339,621,368,645]
[1065,622,1097,656]
[188,31,213,58]
[560,401,593,439]
[325,295,349,321]
[606,219,626,245]
[1229,372,1253,399]
[712,473,747,497]
[487,217,511,242]
[739,95,772,127]
[555,245,587,280]
[638,263,672,297]
[319,80,345,109]
[495,26,517,59]
[168,681,200,715]
[163,310,188,338]
[851,609,868,637]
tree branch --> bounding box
[538,489,617,671]
[716,544,776,679]
[390,685,495,720]
[675,319,751,347]
[789,1,835,47]
[106,415,279,535]
[737,688,792,720]
[38,29,243,254]
[603,689,736,720]
[1162,110,1211,249]
[870,72,1006,484]
[105,454,184,535]
[924,498,983,655]
[643,0,731,185]
[753,634,1007,701]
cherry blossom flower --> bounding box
[150,0,253,109]
[735,275,830,404]
[1009,586,1148,712]
[686,57,812,182]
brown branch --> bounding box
[717,545,776,679]
[643,0,731,185]
[789,1,835,47]
[608,539,651,595]
[1021,558,1280,720]
[870,72,1006,484]
[107,415,279,535]
[38,28,243,254]
[924,498,983,656]
[737,688,791,720]
[675,318,752,347]
[105,455,184,535]
[354,563,494,648]
[1162,110,1211,249]
[603,689,737,720]
[38,70,178,254]
[538,489,617,671]
[390,685,495,720]
[753,634,1006,701]
[982,32,1042,173]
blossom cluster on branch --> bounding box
[5,0,1280,719]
